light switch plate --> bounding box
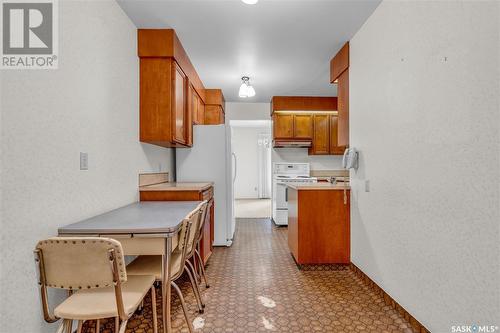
[80,152,88,170]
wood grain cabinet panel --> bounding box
[273,114,294,139]
[337,70,349,147]
[330,42,349,83]
[173,62,187,144]
[197,94,205,125]
[330,115,346,155]
[204,89,225,124]
[311,114,330,155]
[293,114,313,139]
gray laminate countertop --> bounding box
[58,201,201,236]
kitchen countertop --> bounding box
[139,182,213,192]
[286,182,350,191]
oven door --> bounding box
[275,182,288,210]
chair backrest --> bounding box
[185,201,208,255]
[34,237,126,290]
[195,201,209,244]
[176,216,192,254]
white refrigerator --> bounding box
[176,125,236,246]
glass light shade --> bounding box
[246,85,256,97]
[239,83,249,98]
[242,0,258,4]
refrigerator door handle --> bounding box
[232,152,237,183]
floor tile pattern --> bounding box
[82,219,417,333]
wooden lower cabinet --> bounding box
[288,187,350,264]
[140,187,214,264]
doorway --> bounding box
[230,120,272,219]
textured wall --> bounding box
[0,1,173,332]
[349,1,499,331]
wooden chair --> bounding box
[33,237,158,333]
[126,201,207,332]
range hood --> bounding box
[273,139,312,148]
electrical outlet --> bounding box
[365,180,370,192]
[80,152,88,170]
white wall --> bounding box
[232,126,271,199]
[349,1,499,332]
[226,102,343,170]
[0,1,174,332]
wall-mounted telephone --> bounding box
[342,147,358,170]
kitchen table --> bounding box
[58,201,201,333]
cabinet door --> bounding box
[273,114,294,139]
[200,198,214,264]
[311,114,330,155]
[197,95,205,125]
[191,86,200,124]
[293,114,313,139]
[173,62,187,144]
[329,115,345,155]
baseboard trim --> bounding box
[350,263,431,333]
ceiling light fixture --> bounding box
[239,76,256,98]
[241,0,258,4]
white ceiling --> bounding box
[117,0,381,102]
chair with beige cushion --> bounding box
[127,201,208,330]
[34,237,158,333]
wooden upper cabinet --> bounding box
[330,42,349,83]
[173,62,187,144]
[311,114,330,155]
[330,42,349,147]
[190,85,204,125]
[204,89,225,125]
[138,29,226,148]
[337,70,349,147]
[293,114,313,139]
[330,115,345,155]
[197,94,205,125]
[273,114,294,139]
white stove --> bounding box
[272,163,317,226]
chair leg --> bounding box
[172,281,194,333]
[55,320,66,333]
[195,249,210,288]
[118,319,128,333]
[115,317,119,333]
[76,320,83,333]
[186,260,205,309]
[62,319,72,333]
[96,319,100,333]
[151,286,158,333]
[184,262,204,313]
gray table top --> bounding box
[58,201,201,236]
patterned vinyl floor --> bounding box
[82,219,417,333]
